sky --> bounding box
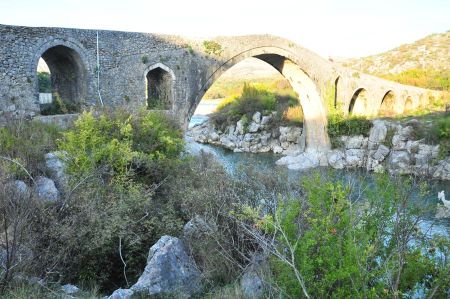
[0,0,449,58]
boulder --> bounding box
[276,151,320,170]
[248,122,260,133]
[226,125,235,136]
[208,131,220,142]
[388,151,411,174]
[368,120,388,149]
[345,135,367,149]
[235,119,245,135]
[345,149,366,168]
[372,145,390,161]
[279,127,302,143]
[131,236,202,298]
[107,288,134,299]
[252,112,261,124]
[432,158,450,180]
[61,284,80,295]
[327,150,346,169]
[45,151,69,189]
[272,145,283,154]
[5,180,29,197]
[33,176,59,202]
[260,115,271,126]
[405,140,420,154]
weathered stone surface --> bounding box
[388,151,411,174]
[107,288,134,299]
[327,149,346,169]
[235,119,245,135]
[345,149,366,168]
[368,120,387,149]
[61,284,80,295]
[131,235,202,298]
[277,151,320,170]
[45,151,69,192]
[372,144,390,161]
[5,180,29,196]
[260,115,271,126]
[33,176,59,202]
[345,135,367,149]
[248,121,260,133]
[432,158,450,180]
[252,112,261,124]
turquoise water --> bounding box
[186,113,450,237]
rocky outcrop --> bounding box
[187,112,304,155]
[130,235,202,298]
[61,284,80,295]
[45,151,69,192]
[32,176,59,202]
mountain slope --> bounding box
[339,31,449,91]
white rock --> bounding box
[368,120,387,149]
[388,151,411,174]
[276,151,320,170]
[260,115,271,126]
[33,176,59,202]
[107,288,134,299]
[61,284,80,295]
[345,135,367,149]
[272,145,283,154]
[248,121,260,133]
[345,149,366,168]
[327,150,346,169]
[252,112,261,124]
[235,120,245,135]
[372,145,390,161]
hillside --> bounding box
[338,31,449,90]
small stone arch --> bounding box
[348,88,368,116]
[379,90,396,116]
[404,96,414,113]
[32,38,90,114]
[144,63,176,110]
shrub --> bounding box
[203,40,223,56]
[58,109,184,181]
[327,112,372,147]
[260,173,450,298]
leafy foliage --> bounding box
[37,72,51,93]
[202,40,223,56]
[327,112,372,147]
[262,173,450,298]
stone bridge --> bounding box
[0,24,441,151]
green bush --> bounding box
[261,173,450,298]
[328,113,372,147]
[58,109,184,181]
[37,72,51,93]
[40,93,80,115]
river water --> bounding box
[185,100,450,237]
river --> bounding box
[185,100,450,237]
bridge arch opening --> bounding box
[379,90,397,116]
[404,96,414,113]
[145,63,175,110]
[189,50,330,151]
[334,76,340,109]
[348,88,368,116]
[37,45,86,115]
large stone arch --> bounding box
[143,63,176,110]
[188,46,330,152]
[31,38,91,113]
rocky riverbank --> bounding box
[187,112,450,180]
